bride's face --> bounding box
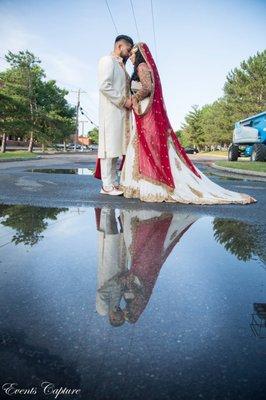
[129,51,136,65]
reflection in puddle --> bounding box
[95,208,199,325]
[27,168,94,175]
[95,208,266,327]
[0,204,68,246]
[213,218,266,263]
[0,204,265,399]
[250,303,266,338]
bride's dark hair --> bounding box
[131,48,146,83]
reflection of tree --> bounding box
[213,218,266,263]
[0,205,68,246]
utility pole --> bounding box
[70,89,86,151]
[74,89,80,151]
[79,120,90,136]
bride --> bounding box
[120,42,256,205]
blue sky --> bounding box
[0,0,265,133]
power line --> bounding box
[43,78,98,111]
[105,0,119,34]
[150,0,158,63]
[130,0,140,41]
[80,106,99,128]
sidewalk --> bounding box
[211,162,266,178]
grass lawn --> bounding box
[215,160,266,173]
[0,150,39,159]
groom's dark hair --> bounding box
[115,35,134,46]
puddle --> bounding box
[0,204,265,400]
[27,168,94,175]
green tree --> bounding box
[181,105,205,149]
[224,49,266,121]
[5,50,44,152]
[175,129,191,147]
[181,50,266,148]
[88,127,99,144]
[0,50,76,152]
[34,79,76,150]
[0,64,34,152]
[200,99,233,146]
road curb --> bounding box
[0,156,42,163]
[211,163,266,178]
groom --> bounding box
[94,35,134,196]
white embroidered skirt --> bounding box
[120,124,256,205]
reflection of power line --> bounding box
[105,0,119,34]
[0,241,12,248]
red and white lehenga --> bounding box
[120,43,256,205]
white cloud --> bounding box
[0,12,91,89]
[0,12,41,54]
[42,52,90,88]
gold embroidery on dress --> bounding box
[209,192,221,198]
[188,185,204,198]
[124,71,131,148]
[191,174,200,184]
[136,43,155,116]
[131,133,175,192]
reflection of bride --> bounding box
[120,42,256,205]
[95,207,198,325]
[121,210,198,323]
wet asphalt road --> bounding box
[0,152,265,224]
[1,153,266,400]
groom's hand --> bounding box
[124,98,132,109]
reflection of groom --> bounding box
[94,35,134,196]
[95,207,127,327]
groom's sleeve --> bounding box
[98,56,126,108]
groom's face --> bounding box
[118,41,133,62]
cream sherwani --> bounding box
[98,53,130,159]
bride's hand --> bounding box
[132,95,139,113]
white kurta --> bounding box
[98,54,129,158]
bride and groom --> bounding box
[94,35,256,205]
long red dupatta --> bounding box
[133,43,201,190]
